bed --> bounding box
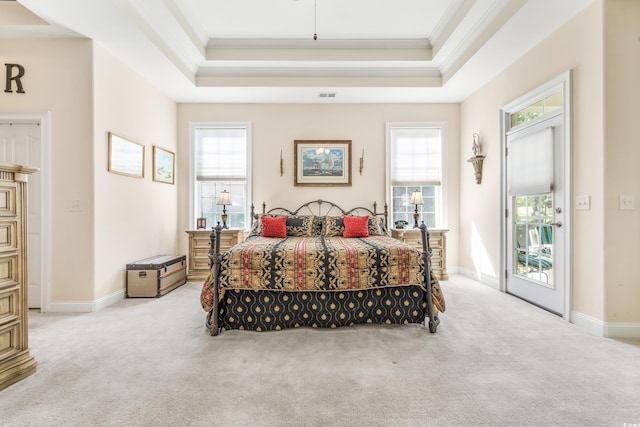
[200,200,445,336]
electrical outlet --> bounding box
[619,195,635,211]
[576,195,590,210]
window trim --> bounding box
[189,122,252,230]
[385,122,447,229]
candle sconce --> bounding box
[280,149,285,177]
[359,148,364,175]
[467,132,485,184]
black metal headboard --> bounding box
[251,199,388,230]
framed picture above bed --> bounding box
[294,140,352,186]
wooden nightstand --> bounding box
[391,228,449,281]
[185,229,243,281]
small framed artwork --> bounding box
[152,146,175,184]
[294,140,352,186]
[108,132,144,178]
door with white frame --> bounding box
[0,119,43,309]
[502,73,571,317]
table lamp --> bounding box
[217,190,231,229]
[410,190,424,228]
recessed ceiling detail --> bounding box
[9,0,595,103]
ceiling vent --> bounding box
[319,92,336,98]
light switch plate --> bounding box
[68,199,82,212]
[576,195,590,210]
[620,195,635,211]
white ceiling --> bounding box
[7,0,593,103]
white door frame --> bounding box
[0,111,51,313]
[499,71,572,319]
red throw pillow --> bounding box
[343,215,369,238]
[261,216,287,238]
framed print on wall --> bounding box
[294,140,352,186]
[152,145,175,184]
[108,132,144,178]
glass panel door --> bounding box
[513,193,554,287]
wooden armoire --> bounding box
[0,163,37,390]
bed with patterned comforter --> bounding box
[200,201,445,335]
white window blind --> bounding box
[195,128,247,181]
[508,127,554,196]
[390,127,442,186]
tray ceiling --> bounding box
[8,0,594,103]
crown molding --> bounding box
[197,66,441,78]
[207,38,431,50]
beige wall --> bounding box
[0,38,95,302]
[460,2,607,320]
[0,39,177,308]
[177,103,460,268]
[93,44,177,300]
[603,0,640,323]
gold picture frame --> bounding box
[108,132,144,178]
[294,140,352,186]
[152,146,175,184]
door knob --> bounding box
[551,221,562,228]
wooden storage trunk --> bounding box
[126,255,187,298]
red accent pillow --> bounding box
[261,216,287,238]
[343,215,369,238]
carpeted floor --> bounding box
[1,275,639,426]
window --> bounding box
[510,90,563,127]
[387,124,443,229]
[191,123,251,229]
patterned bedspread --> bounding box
[201,235,446,313]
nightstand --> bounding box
[391,228,449,281]
[185,229,243,281]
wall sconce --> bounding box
[467,132,485,184]
[280,149,284,177]
[409,189,424,228]
[359,148,364,175]
[217,190,231,229]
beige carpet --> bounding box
[1,275,639,426]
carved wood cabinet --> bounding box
[391,228,449,281]
[185,229,243,281]
[0,164,37,390]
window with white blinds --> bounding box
[387,124,444,229]
[192,124,251,229]
[390,127,442,186]
[195,128,247,181]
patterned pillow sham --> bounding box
[285,215,315,237]
[322,216,345,237]
[368,216,388,236]
[248,214,267,237]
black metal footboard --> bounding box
[206,222,223,336]
[420,221,440,333]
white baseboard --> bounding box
[571,311,604,336]
[604,322,640,339]
[47,288,125,313]
[458,267,500,290]
[571,311,640,338]
[94,288,126,311]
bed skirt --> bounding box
[210,285,438,332]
